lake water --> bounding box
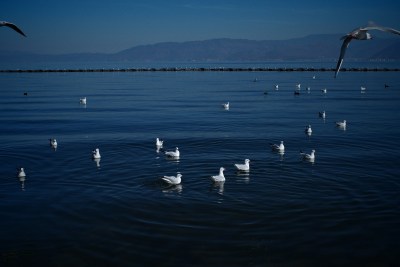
[1,69,400,266]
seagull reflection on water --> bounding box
[93,158,101,168]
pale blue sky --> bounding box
[2,0,400,54]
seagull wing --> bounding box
[335,36,352,78]
[1,21,26,37]
[363,25,400,36]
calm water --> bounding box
[1,70,400,266]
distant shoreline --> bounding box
[0,67,399,73]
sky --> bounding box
[2,0,400,54]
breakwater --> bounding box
[0,67,399,73]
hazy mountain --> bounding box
[1,34,400,64]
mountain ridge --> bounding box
[1,34,400,63]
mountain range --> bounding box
[1,34,400,63]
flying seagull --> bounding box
[334,24,400,78]
[0,21,26,37]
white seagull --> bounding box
[1,21,26,37]
[275,84,279,90]
[300,149,315,162]
[271,141,285,152]
[222,102,229,110]
[92,148,101,159]
[156,138,163,147]
[336,120,347,127]
[165,147,180,158]
[319,111,326,119]
[296,83,301,89]
[161,172,182,185]
[17,167,26,178]
[211,167,225,182]
[234,159,250,172]
[321,88,327,94]
[305,125,312,135]
[335,24,400,78]
[49,138,57,147]
[361,86,366,91]
[80,97,87,105]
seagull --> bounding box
[161,172,182,185]
[271,141,285,152]
[222,102,229,110]
[49,138,57,147]
[300,149,315,162]
[336,120,347,127]
[361,86,366,91]
[234,159,250,172]
[0,21,26,37]
[17,167,26,178]
[80,97,87,105]
[165,147,180,158]
[275,84,279,90]
[92,148,101,159]
[305,125,312,135]
[335,24,400,78]
[211,167,225,182]
[319,111,326,119]
[296,83,301,89]
[156,138,163,147]
[321,88,327,94]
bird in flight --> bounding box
[1,21,26,37]
[334,24,400,78]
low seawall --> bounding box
[0,67,399,73]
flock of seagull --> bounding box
[3,19,398,185]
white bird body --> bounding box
[234,159,250,172]
[92,148,101,159]
[49,138,57,147]
[335,24,400,78]
[156,138,163,147]
[361,86,366,91]
[321,88,327,94]
[0,21,26,37]
[271,141,285,152]
[80,97,87,104]
[275,84,279,90]
[223,102,229,110]
[17,167,26,178]
[165,147,180,158]
[336,120,347,127]
[296,83,301,89]
[211,167,225,182]
[162,172,182,185]
[319,111,326,119]
[305,125,312,134]
[301,149,315,162]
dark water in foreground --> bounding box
[1,70,399,266]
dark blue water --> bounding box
[1,70,400,266]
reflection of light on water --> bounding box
[211,181,224,195]
[18,176,26,191]
[162,184,183,194]
[236,172,250,184]
[93,158,101,168]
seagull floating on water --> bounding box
[234,159,250,172]
[17,167,26,178]
[92,148,101,159]
[1,21,26,37]
[165,147,180,158]
[80,97,87,105]
[161,172,182,185]
[336,120,347,128]
[156,138,163,147]
[49,138,57,147]
[305,125,312,135]
[271,141,285,152]
[222,102,229,110]
[361,86,366,91]
[296,83,301,89]
[275,84,279,90]
[211,167,225,182]
[300,149,315,162]
[335,24,400,78]
[321,88,327,94]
